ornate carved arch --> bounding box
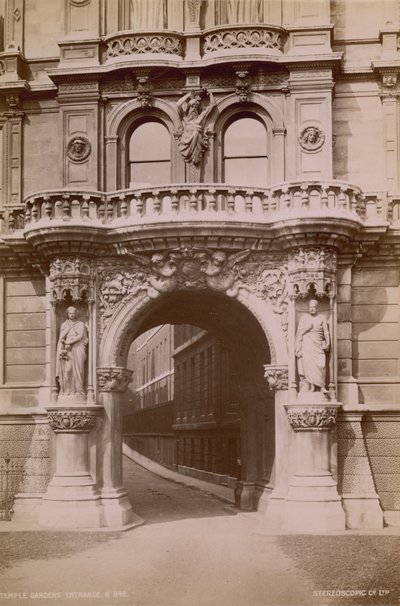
[98,276,287,370]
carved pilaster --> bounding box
[288,246,337,299]
[285,404,339,431]
[378,71,400,189]
[186,0,202,30]
[264,364,288,391]
[97,367,133,392]
[47,408,98,432]
[49,256,95,305]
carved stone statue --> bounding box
[295,299,330,394]
[176,89,216,167]
[56,306,88,397]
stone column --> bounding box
[38,406,103,528]
[97,367,143,528]
[283,400,346,532]
[259,365,293,527]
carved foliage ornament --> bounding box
[97,367,133,392]
[299,126,325,152]
[264,365,288,391]
[50,257,95,305]
[67,136,91,163]
[47,410,97,431]
[288,247,336,299]
[286,407,338,431]
[137,75,152,107]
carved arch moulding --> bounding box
[96,247,291,368]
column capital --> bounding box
[284,402,341,431]
[97,367,132,392]
[264,364,288,391]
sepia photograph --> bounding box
[0,0,399,604]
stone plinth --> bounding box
[282,399,346,532]
[38,406,103,529]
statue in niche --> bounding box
[176,89,216,167]
[295,299,330,395]
[224,0,263,24]
[56,306,88,397]
[129,0,166,29]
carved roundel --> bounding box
[298,126,325,152]
[67,136,91,163]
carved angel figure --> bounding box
[202,250,250,297]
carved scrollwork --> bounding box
[288,247,336,299]
[50,256,95,305]
[97,367,133,392]
[137,75,152,107]
[298,126,325,152]
[285,406,338,431]
[47,410,98,431]
[264,365,288,390]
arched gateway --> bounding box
[20,193,375,532]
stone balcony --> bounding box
[0,181,388,258]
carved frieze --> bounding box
[298,126,325,152]
[97,367,133,392]
[285,407,338,431]
[47,410,98,431]
[264,365,288,390]
[50,256,95,304]
[288,247,336,299]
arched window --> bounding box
[223,116,268,187]
[128,121,171,188]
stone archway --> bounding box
[95,248,290,527]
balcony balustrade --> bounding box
[201,25,285,59]
[0,182,380,235]
[103,30,185,63]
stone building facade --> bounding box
[0,0,399,531]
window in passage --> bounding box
[129,121,171,188]
[223,116,268,187]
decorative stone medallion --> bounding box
[67,136,91,163]
[298,126,325,152]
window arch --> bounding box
[128,120,171,188]
[222,115,269,187]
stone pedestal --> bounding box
[282,399,346,532]
[38,406,103,528]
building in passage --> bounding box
[0,0,400,531]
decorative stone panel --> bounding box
[47,409,98,431]
[286,405,338,431]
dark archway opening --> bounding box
[121,289,274,511]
